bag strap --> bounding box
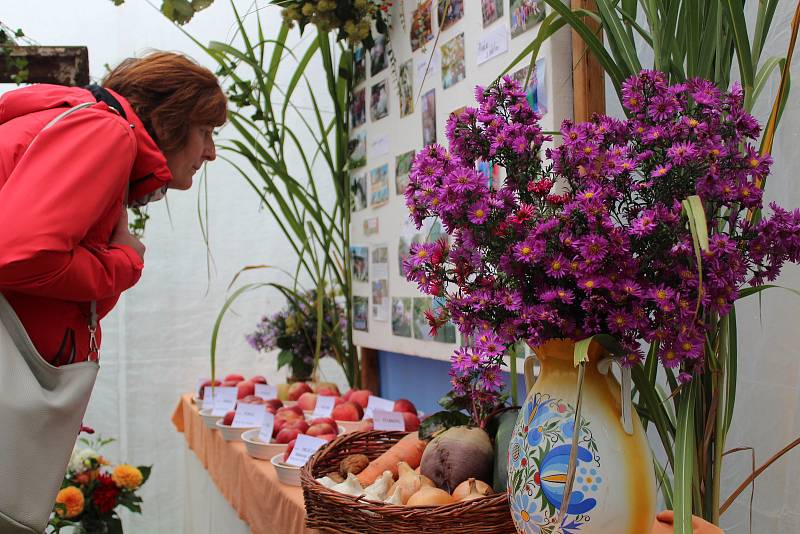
[83,84,128,120]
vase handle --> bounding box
[523,356,538,392]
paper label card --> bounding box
[258,412,275,443]
[312,395,336,418]
[255,384,278,400]
[285,434,328,467]
[232,403,265,428]
[206,386,237,416]
[363,395,396,419]
[373,410,406,431]
[476,25,509,65]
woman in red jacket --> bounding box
[0,51,227,366]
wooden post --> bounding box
[359,347,381,395]
[0,46,89,86]
[571,0,605,122]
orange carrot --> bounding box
[357,432,427,485]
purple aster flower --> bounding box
[467,201,490,224]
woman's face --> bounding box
[164,124,217,190]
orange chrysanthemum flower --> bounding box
[112,464,143,489]
[55,486,84,518]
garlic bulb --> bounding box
[364,470,393,501]
[384,485,403,505]
[331,473,364,497]
[315,476,338,489]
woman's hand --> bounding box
[110,208,145,260]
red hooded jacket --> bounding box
[0,84,172,365]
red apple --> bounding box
[197,379,222,398]
[284,419,309,434]
[342,389,353,402]
[224,374,245,382]
[315,384,340,397]
[283,439,297,462]
[401,412,420,432]
[263,399,283,411]
[348,389,372,409]
[222,411,235,426]
[334,397,345,406]
[250,375,268,384]
[318,434,337,442]
[306,423,336,437]
[240,395,263,404]
[332,401,363,422]
[393,399,417,414]
[222,379,240,387]
[309,417,336,427]
[297,392,318,412]
[275,427,300,444]
[236,380,256,399]
[265,406,277,415]
[277,405,303,417]
[287,382,313,401]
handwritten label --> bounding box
[232,402,265,428]
[206,386,238,416]
[285,434,328,467]
[312,395,336,418]
[369,135,390,158]
[363,395,396,419]
[255,384,278,400]
[476,25,509,65]
[373,410,406,431]
[258,412,275,443]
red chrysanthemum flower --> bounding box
[92,474,120,515]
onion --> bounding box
[406,486,454,506]
[455,478,491,502]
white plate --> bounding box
[215,420,259,442]
[199,408,223,430]
[271,453,302,486]
[241,429,288,460]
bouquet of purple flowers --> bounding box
[404,71,800,402]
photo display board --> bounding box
[350,0,573,361]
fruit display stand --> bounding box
[171,394,317,534]
[301,430,515,534]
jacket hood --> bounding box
[0,84,172,205]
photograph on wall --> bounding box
[370,34,388,76]
[351,172,367,212]
[371,279,390,322]
[482,0,504,27]
[353,296,369,331]
[411,0,434,52]
[349,131,367,169]
[354,44,366,85]
[395,150,415,194]
[421,89,437,146]
[370,164,390,207]
[350,245,369,282]
[441,33,466,90]
[391,297,413,337]
[364,217,379,236]
[370,80,389,122]
[432,297,457,343]
[351,87,366,128]
[477,160,502,187]
[412,297,435,341]
[437,0,464,30]
[511,57,548,114]
[510,0,545,38]
[399,59,415,117]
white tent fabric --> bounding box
[2,1,799,532]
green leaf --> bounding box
[573,333,624,367]
[437,391,470,411]
[674,380,697,534]
[737,284,800,300]
[720,0,755,93]
[138,464,152,484]
[418,411,470,441]
[277,349,294,370]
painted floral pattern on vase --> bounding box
[508,392,601,533]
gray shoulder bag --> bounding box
[0,102,102,534]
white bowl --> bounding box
[271,453,302,486]
[199,408,223,429]
[241,429,288,460]
[215,420,259,442]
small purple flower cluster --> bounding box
[404,70,800,378]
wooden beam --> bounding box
[359,347,381,395]
[0,46,89,86]
[571,0,606,122]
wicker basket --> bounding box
[301,430,515,534]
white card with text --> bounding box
[373,410,406,431]
[207,386,237,416]
[476,25,509,65]
[312,395,336,418]
[285,434,328,467]
[255,384,278,400]
[363,395,395,419]
[232,403,265,428]
[258,412,275,443]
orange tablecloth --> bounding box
[172,394,317,534]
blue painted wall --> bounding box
[378,350,527,415]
